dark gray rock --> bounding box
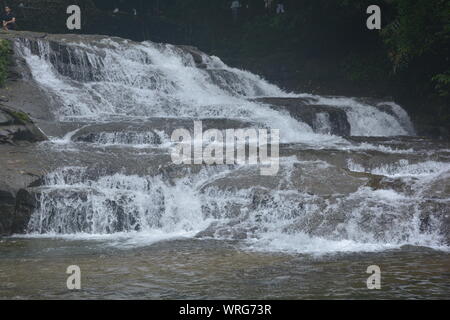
[12,189,38,234]
[0,188,16,235]
[178,45,207,68]
[418,201,450,246]
[254,97,351,136]
[0,186,38,236]
[0,104,47,144]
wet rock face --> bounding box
[255,97,351,136]
[0,189,16,235]
[177,45,207,68]
[12,189,39,234]
[0,105,47,144]
[48,40,100,82]
[0,105,46,234]
[20,38,103,83]
[419,201,450,246]
[0,188,38,236]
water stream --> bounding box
[0,35,448,299]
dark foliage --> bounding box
[1,0,448,131]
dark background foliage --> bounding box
[0,39,11,87]
[1,0,449,136]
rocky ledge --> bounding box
[0,104,47,144]
[0,105,47,235]
[254,97,351,136]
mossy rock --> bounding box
[10,110,31,124]
[0,105,32,125]
[0,104,47,143]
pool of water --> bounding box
[0,238,448,299]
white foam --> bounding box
[16,38,415,145]
[22,158,449,254]
[15,229,200,249]
[247,232,401,255]
[348,159,450,178]
[13,37,446,255]
[312,96,415,136]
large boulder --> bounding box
[254,97,351,136]
[0,104,46,235]
[0,186,16,235]
[12,188,39,234]
[177,45,208,68]
[0,184,38,236]
[0,104,47,144]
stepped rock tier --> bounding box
[0,31,448,253]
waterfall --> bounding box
[11,34,449,253]
[27,160,448,251]
[15,37,414,140]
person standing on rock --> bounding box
[231,0,241,22]
[2,6,16,31]
[276,1,285,14]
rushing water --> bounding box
[0,34,449,299]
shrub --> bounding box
[0,39,12,87]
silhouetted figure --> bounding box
[264,0,274,11]
[276,2,285,14]
[2,6,16,31]
[231,0,241,22]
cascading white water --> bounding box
[27,159,449,251]
[74,130,170,147]
[13,35,449,254]
[28,167,210,236]
[15,37,414,142]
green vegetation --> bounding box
[158,0,448,130]
[0,39,11,87]
[381,0,449,99]
[10,110,31,124]
[433,73,450,97]
[128,1,448,111]
[7,1,448,100]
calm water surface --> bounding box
[0,238,448,299]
